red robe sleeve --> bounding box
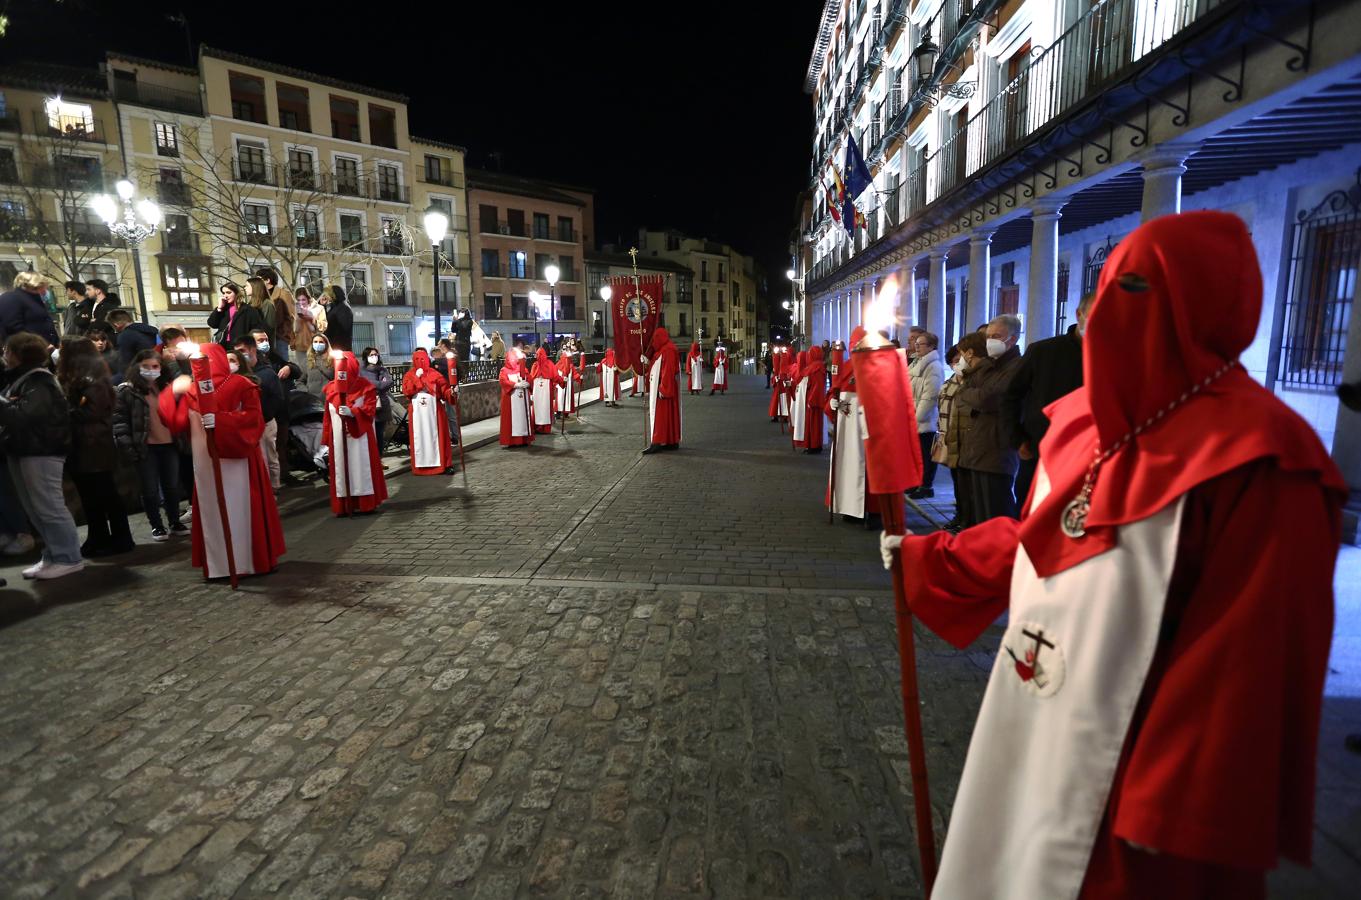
[401,369,421,398]
[656,349,678,398]
[158,388,190,435]
[499,366,518,393]
[899,516,1018,648]
[343,383,379,438]
[210,380,265,457]
[1104,461,1337,871]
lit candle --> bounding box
[181,341,201,359]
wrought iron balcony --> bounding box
[232,159,277,186]
[112,81,203,116]
[161,229,201,254]
[33,111,106,143]
[418,169,466,189]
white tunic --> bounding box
[327,405,376,500]
[827,394,866,518]
[778,390,790,417]
[791,379,809,442]
[688,361,703,391]
[409,391,442,469]
[509,381,530,437]
[556,371,577,413]
[532,378,553,426]
[601,365,618,402]
[189,411,257,579]
[933,466,1185,900]
[647,356,662,441]
[713,359,727,387]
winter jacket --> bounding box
[65,375,119,473]
[323,299,354,351]
[116,322,160,372]
[939,374,963,468]
[63,298,93,336]
[361,363,393,416]
[955,344,1023,477]
[266,286,296,349]
[252,357,286,424]
[0,288,60,347]
[113,380,152,461]
[207,302,268,348]
[0,365,71,457]
[909,349,943,434]
[1000,325,1084,451]
[305,362,334,399]
[292,300,325,353]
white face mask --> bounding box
[367,354,379,365]
[256,341,270,353]
[986,338,1008,359]
[51,348,61,364]
[313,342,327,353]
[228,361,240,374]
[140,368,159,381]
[951,360,965,375]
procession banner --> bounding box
[609,274,663,375]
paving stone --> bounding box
[140,825,213,876]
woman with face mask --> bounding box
[359,347,393,453]
[58,337,134,557]
[114,349,187,541]
[948,331,992,530]
[305,333,335,399]
[934,344,968,532]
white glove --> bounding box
[879,532,904,571]
[640,355,649,365]
[416,367,424,378]
[339,405,353,417]
[200,413,216,430]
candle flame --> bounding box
[181,341,201,359]
[866,277,898,337]
[330,349,343,361]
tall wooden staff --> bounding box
[853,320,937,896]
[445,352,467,489]
[629,250,650,451]
[188,347,238,589]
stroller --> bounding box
[388,402,411,451]
[285,390,329,480]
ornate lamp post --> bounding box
[423,209,449,349]
[90,179,159,323]
[544,263,560,354]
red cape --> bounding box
[402,349,452,474]
[322,352,388,514]
[648,328,681,444]
[499,350,533,446]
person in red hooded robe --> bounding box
[499,347,533,447]
[796,346,827,454]
[787,351,807,447]
[555,342,585,418]
[768,345,788,421]
[882,212,1346,899]
[826,329,867,519]
[529,347,564,433]
[642,327,680,453]
[685,342,703,394]
[710,343,729,395]
[598,347,621,407]
[161,343,285,580]
[401,348,453,476]
[322,351,387,515]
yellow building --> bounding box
[0,49,473,357]
[634,229,767,357]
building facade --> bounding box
[584,249,693,354]
[467,169,593,350]
[799,0,1361,534]
[0,48,473,358]
[635,228,768,358]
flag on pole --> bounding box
[608,274,663,376]
[845,134,872,201]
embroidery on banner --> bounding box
[1001,621,1065,698]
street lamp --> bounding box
[544,263,560,354]
[423,209,449,349]
[599,283,613,346]
[91,178,159,323]
[786,268,797,281]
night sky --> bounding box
[5,0,824,311]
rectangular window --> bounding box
[44,97,95,137]
[380,217,404,255]
[230,72,266,123]
[483,294,503,319]
[718,263,725,282]
[701,317,709,337]
[352,321,376,350]
[294,209,320,248]
[679,312,688,336]
[236,142,269,183]
[161,259,212,309]
[382,267,406,304]
[330,95,361,142]
[368,105,397,149]
[55,154,102,190]
[0,148,16,184]
[507,209,526,237]
[534,253,552,280]
[700,288,708,312]
[376,164,401,202]
[154,122,178,157]
[557,216,574,242]
[424,155,444,183]
[387,321,413,357]
[479,204,498,233]
[241,202,271,241]
[298,265,324,295]
[333,156,360,196]
[701,260,708,281]
[718,318,725,336]
[511,294,529,319]
[339,213,364,247]
[667,234,681,251]
[558,255,574,282]
[481,249,501,276]
[162,213,195,253]
[276,82,311,132]
[344,267,370,304]
[718,289,725,311]
[508,250,526,278]
[286,148,315,189]
[559,295,576,319]
[533,213,550,240]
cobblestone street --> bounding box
[0,375,994,899]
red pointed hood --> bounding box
[803,345,826,383]
[649,328,672,355]
[1022,211,1347,576]
[202,343,232,384]
[412,348,432,370]
[603,348,617,366]
[688,342,701,357]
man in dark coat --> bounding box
[955,313,1024,523]
[62,280,92,336]
[0,272,60,347]
[85,279,120,327]
[109,309,160,374]
[1001,294,1094,507]
[321,285,354,352]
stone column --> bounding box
[902,261,918,333]
[928,249,949,337]
[1138,142,1198,222]
[1026,199,1066,344]
[967,229,994,335]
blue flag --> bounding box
[844,134,872,202]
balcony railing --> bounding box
[112,81,203,116]
[33,112,105,143]
[26,163,107,192]
[490,220,530,237]
[232,159,276,186]
[418,170,466,189]
[161,230,201,254]
[374,180,408,203]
